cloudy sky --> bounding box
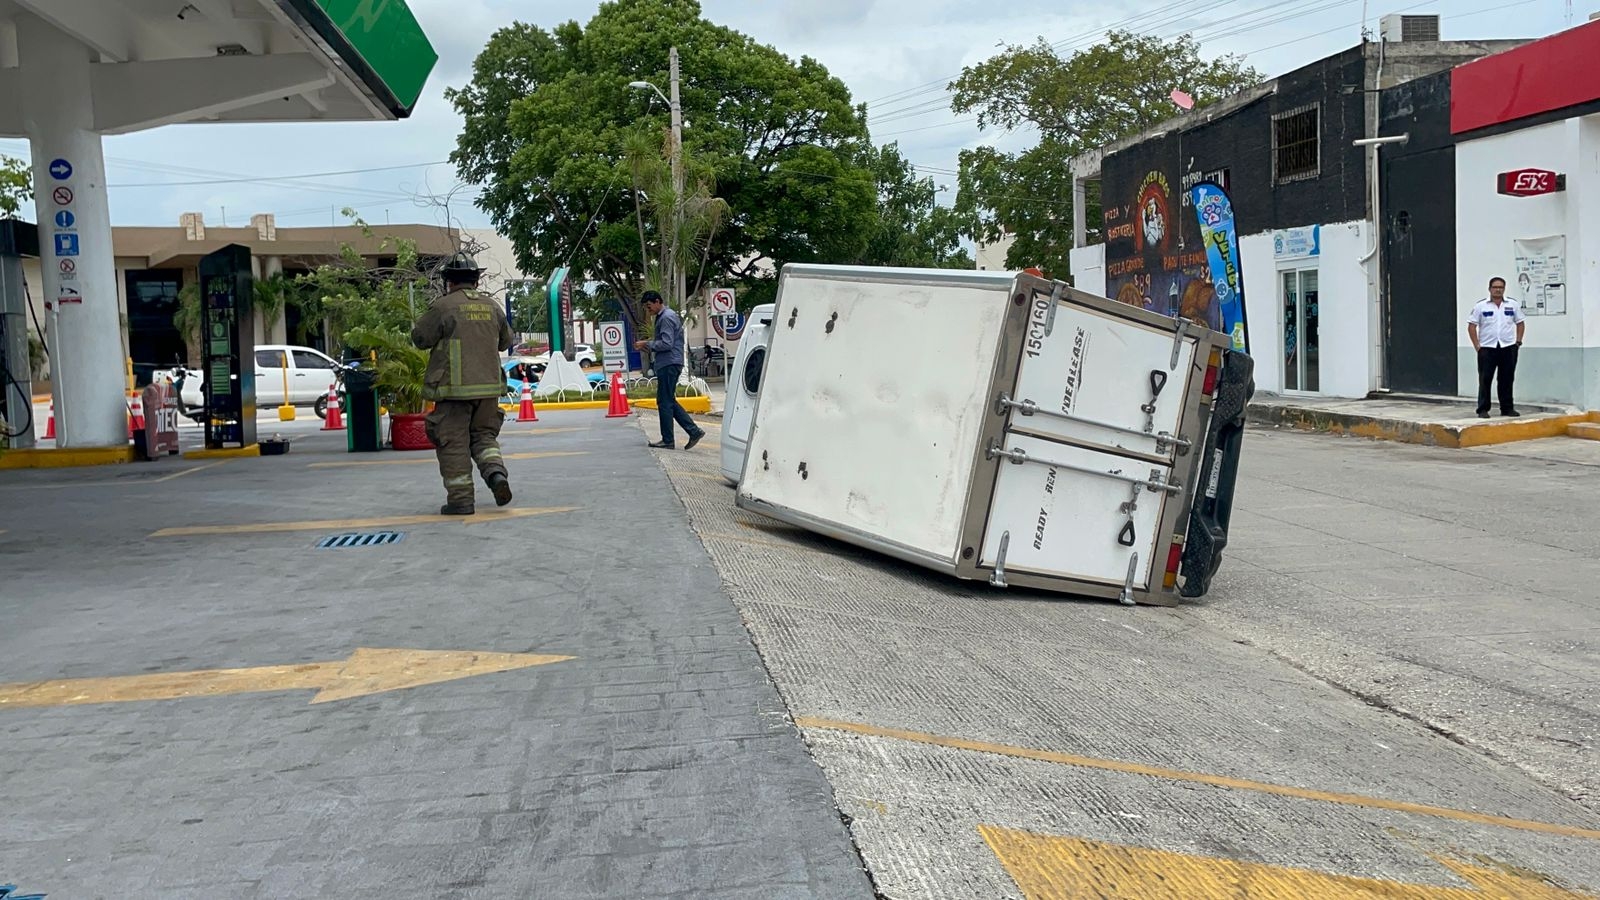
[0,0,1571,232]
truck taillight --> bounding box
[1203,348,1222,396]
[1163,538,1184,590]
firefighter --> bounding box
[410,252,516,515]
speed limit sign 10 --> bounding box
[709,287,736,314]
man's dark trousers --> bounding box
[655,364,702,446]
[1477,345,1519,415]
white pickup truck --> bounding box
[723,265,1252,606]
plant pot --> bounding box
[389,412,434,451]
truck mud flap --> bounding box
[1180,351,1254,598]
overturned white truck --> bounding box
[721,265,1252,606]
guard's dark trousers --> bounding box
[425,398,508,508]
[1476,345,1519,415]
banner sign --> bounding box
[1190,180,1250,354]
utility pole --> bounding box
[669,46,686,311]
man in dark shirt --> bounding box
[634,290,705,450]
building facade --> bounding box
[1070,27,1523,399]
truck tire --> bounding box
[1178,352,1255,599]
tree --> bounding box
[447,0,877,334]
[856,142,972,269]
[1,156,31,219]
[950,31,1258,278]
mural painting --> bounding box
[1103,165,1232,333]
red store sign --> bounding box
[1497,168,1566,197]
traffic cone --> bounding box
[127,394,145,437]
[606,372,631,418]
[517,382,539,422]
[44,401,55,440]
[322,384,344,431]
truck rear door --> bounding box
[977,289,1209,600]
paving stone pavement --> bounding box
[0,410,873,899]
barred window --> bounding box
[1273,104,1320,184]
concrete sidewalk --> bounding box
[1248,391,1599,447]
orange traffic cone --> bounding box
[127,394,145,437]
[322,384,344,431]
[517,382,539,422]
[44,401,55,440]
[606,372,631,418]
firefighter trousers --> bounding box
[424,398,508,507]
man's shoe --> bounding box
[440,503,475,516]
[1502,409,1521,417]
[648,440,674,449]
[488,473,513,507]
[685,430,704,450]
[1476,411,1491,419]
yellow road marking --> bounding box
[308,451,587,468]
[0,460,230,490]
[796,718,1600,842]
[980,825,1593,899]
[150,506,580,537]
[502,426,590,436]
[0,648,573,709]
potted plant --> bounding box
[344,325,432,451]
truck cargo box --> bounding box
[733,265,1251,606]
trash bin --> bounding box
[343,366,382,453]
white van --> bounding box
[720,304,776,484]
[252,344,346,416]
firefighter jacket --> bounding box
[411,288,515,401]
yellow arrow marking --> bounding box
[0,648,574,709]
[308,451,587,468]
[149,506,580,537]
[979,825,1595,899]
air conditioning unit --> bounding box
[1380,13,1441,42]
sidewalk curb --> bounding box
[1247,403,1600,448]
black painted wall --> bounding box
[1100,47,1371,324]
[1379,69,1458,393]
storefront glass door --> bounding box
[1281,269,1319,392]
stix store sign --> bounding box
[1496,168,1565,197]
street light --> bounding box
[628,47,685,312]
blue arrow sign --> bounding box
[54,210,75,229]
[48,158,72,180]
[54,233,79,257]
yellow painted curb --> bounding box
[184,444,262,460]
[1251,406,1600,448]
[0,446,136,469]
[635,395,712,414]
[1454,412,1599,448]
[499,400,610,413]
[1569,422,1600,442]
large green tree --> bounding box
[951,31,1258,279]
[448,0,877,332]
[0,156,31,218]
[857,143,972,270]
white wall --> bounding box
[1240,221,1372,399]
[1069,243,1105,297]
[1456,117,1597,406]
[974,231,1016,271]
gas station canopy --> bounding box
[0,0,437,133]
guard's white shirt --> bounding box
[1467,297,1525,348]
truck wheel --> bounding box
[314,395,328,419]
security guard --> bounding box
[411,252,516,514]
[1467,275,1526,418]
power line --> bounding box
[109,160,449,187]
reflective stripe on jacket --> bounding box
[411,288,515,400]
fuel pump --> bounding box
[197,244,256,450]
[0,219,40,449]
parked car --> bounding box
[523,344,597,368]
[154,344,349,420]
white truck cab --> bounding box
[720,303,776,485]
